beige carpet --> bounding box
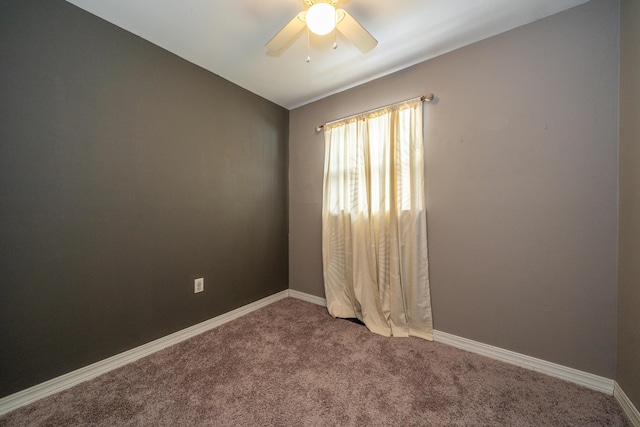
[0,298,630,426]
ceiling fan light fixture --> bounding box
[306,3,336,36]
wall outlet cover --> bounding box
[194,278,204,293]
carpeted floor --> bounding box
[0,297,631,426]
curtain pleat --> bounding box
[322,99,433,340]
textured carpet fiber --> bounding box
[0,298,630,426]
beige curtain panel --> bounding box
[322,98,433,340]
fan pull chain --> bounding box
[333,10,337,49]
[306,27,311,62]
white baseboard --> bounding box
[288,289,327,307]
[615,382,640,427]
[433,330,614,394]
[287,290,617,395]
[0,290,289,416]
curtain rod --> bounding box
[314,93,435,133]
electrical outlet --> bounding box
[194,277,204,293]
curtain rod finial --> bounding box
[421,93,435,102]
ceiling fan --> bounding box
[266,0,378,56]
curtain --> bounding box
[322,98,433,340]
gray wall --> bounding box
[290,0,619,378]
[618,0,640,408]
[0,1,288,397]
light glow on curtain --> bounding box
[322,98,433,340]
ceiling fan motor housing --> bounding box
[304,0,339,6]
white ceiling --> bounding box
[65,0,589,110]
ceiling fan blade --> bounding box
[266,11,307,52]
[336,9,378,53]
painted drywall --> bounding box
[618,0,640,409]
[0,1,288,397]
[289,0,619,378]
